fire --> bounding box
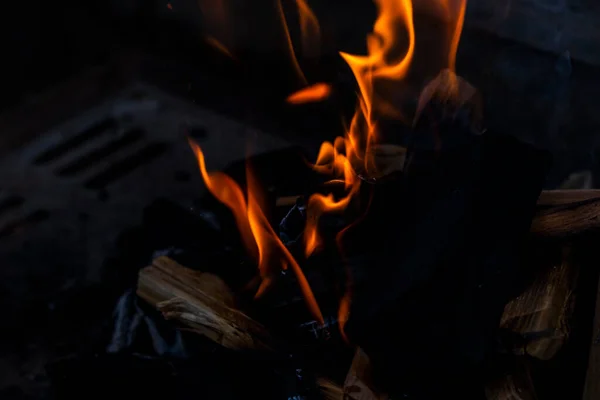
[190,0,470,335]
[189,139,324,325]
[286,83,332,104]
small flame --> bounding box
[286,83,331,104]
[295,0,321,59]
[189,139,324,325]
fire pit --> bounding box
[2,1,600,400]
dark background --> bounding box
[0,0,599,187]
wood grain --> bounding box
[137,256,274,351]
[501,246,578,360]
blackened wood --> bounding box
[341,132,550,399]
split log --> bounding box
[343,348,387,400]
[583,274,600,400]
[137,256,274,351]
[500,246,578,360]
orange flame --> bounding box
[191,0,471,340]
[286,82,332,104]
[189,139,324,325]
[295,0,321,59]
[340,0,415,176]
[303,0,417,258]
[439,0,467,72]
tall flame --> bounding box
[189,139,324,325]
[191,0,470,338]
[303,0,416,258]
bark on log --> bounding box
[137,256,274,351]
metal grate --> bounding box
[0,82,291,305]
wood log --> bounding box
[536,190,600,206]
[530,197,600,238]
[500,245,578,360]
[137,256,274,351]
[343,348,388,400]
[583,274,600,400]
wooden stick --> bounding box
[583,274,600,400]
[137,256,274,351]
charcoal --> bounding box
[340,131,551,398]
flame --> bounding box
[302,0,417,257]
[340,0,415,176]
[191,0,471,339]
[295,0,321,59]
[286,82,331,104]
[415,0,470,122]
[189,139,324,325]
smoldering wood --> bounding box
[137,256,274,351]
